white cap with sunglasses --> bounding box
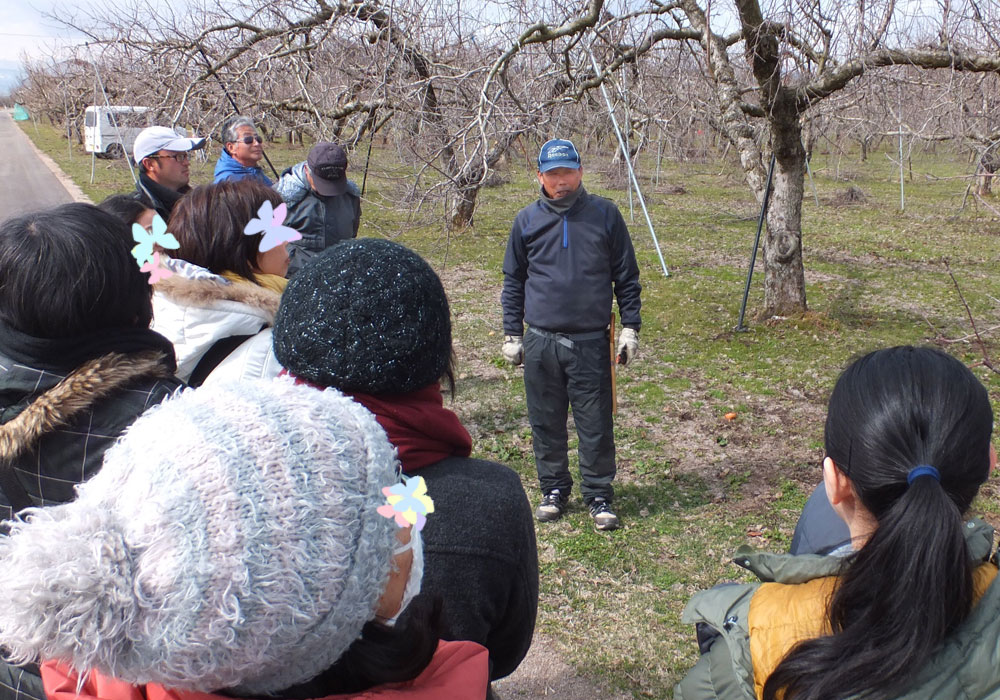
[133,126,207,163]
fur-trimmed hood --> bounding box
[0,348,181,522]
[154,269,281,322]
[151,260,284,383]
[0,351,172,462]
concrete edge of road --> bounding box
[13,119,92,204]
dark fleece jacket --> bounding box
[501,187,641,335]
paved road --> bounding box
[0,111,76,219]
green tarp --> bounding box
[12,104,29,121]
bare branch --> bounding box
[945,259,1000,375]
[802,47,1000,106]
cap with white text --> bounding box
[537,139,581,172]
[307,142,349,197]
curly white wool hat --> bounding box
[0,377,399,695]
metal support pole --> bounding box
[91,53,137,183]
[61,85,72,159]
[898,84,905,211]
[802,138,819,207]
[735,154,776,331]
[361,116,376,196]
[655,138,663,187]
[619,68,634,222]
[587,48,669,278]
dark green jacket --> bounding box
[675,519,1000,700]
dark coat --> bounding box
[276,164,361,274]
[405,456,539,680]
[133,171,189,221]
[502,187,642,335]
[0,325,183,700]
[0,329,183,519]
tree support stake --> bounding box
[736,153,776,332]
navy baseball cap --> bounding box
[537,139,581,172]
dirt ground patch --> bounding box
[493,635,632,699]
[437,262,826,523]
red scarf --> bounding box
[349,384,472,473]
[285,373,472,473]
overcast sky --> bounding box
[0,0,92,88]
[1,1,84,60]
[0,0,955,93]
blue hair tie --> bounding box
[906,465,940,485]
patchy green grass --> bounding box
[22,122,1000,699]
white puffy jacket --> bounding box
[152,259,283,384]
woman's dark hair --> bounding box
[99,193,153,226]
[168,179,283,282]
[0,203,153,338]
[764,346,993,700]
[268,595,444,699]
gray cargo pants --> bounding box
[523,326,616,503]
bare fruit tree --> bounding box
[19,0,1000,318]
[644,0,1000,316]
[463,0,1000,314]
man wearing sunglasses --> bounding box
[131,126,207,220]
[213,116,273,186]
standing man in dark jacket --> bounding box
[275,142,362,275]
[501,138,641,531]
[131,126,206,220]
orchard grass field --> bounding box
[22,122,1000,698]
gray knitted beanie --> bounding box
[272,239,451,394]
[0,378,399,695]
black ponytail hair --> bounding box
[764,346,993,700]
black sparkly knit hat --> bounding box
[273,239,451,395]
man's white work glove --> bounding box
[617,327,639,365]
[502,335,524,365]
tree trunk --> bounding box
[448,186,478,230]
[763,155,807,315]
[977,149,998,196]
[977,172,993,196]
[761,103,807,317]
[729,0,808,317]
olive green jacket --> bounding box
[674,519,1000,700]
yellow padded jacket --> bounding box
[676,519,1000,700]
